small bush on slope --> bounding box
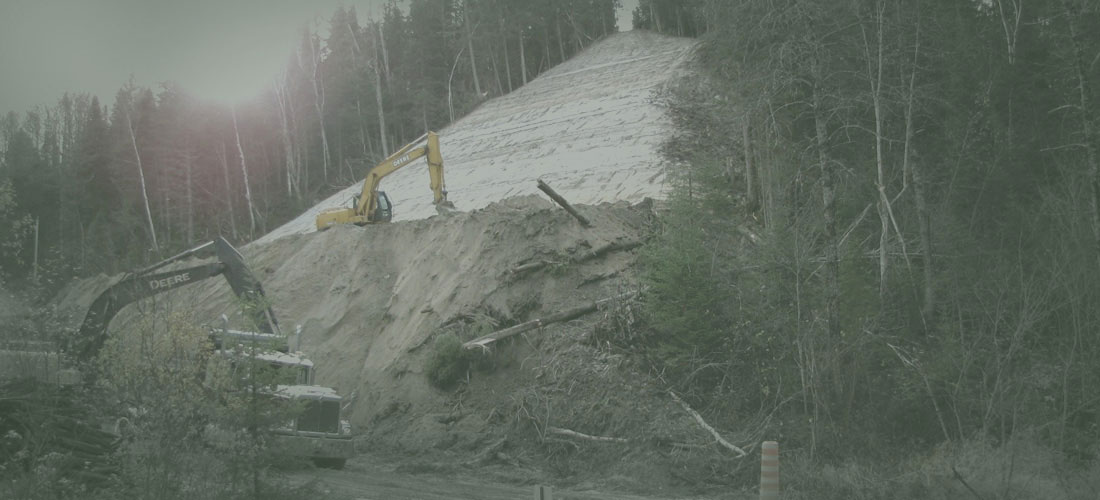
[426,334,473,390]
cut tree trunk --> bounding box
[463,289,641,349]
[669,391,747,457]
[736,225,760,245]
[508,240,642,276]
[537,179,590,226]
[547,427,628,443]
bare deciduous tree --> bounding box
[463,2,482,98]
[218,142,238,240]
[231,107,256,239]
[1063,0,1100,269]
[299,27,331,183]
[273,74,299,200]
[371,23,389,157]
[127,111,158,252]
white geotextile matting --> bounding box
[255,31,696,245]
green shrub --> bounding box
[426,334,473,389]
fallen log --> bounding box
[547,426,629,443]
[669,390,748,457]
[462,439,517,468]
[508,240,644,276]
[668,442,710,450]
[509,259,554,275]
[537,179,591,227]
[463,289,642,350]
[586,239,643,259]
[736,225,761,245]
[544,437,581,450]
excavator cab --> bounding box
[373,191,393,223]
[346,191,393,223]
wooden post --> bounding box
[537,179,591,227]
[534,485,553,500]
[760,441,779,500]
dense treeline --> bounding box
[0,0,619,291]
[638,0,1100,470]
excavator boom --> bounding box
[73,237,280,362]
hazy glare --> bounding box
[1,0,636,115]
[0,0,395,112]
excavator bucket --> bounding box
[434,199,458,216]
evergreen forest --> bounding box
[3,0,1100,497]
[0,0,621,291]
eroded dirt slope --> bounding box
[54,196,652,426]
[54,196,740,496]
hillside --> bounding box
[256,31,696,244]
[50,31,726,495]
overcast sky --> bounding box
[0,0,637,116]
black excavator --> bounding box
[72,237,281,363]
[66,236,356,467]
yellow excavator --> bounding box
[315,131,455,230]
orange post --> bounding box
[760,441,779,500]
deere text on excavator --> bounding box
[315,131,455,230]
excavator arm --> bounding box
[317,131,451,230]
[73,237,280,363]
